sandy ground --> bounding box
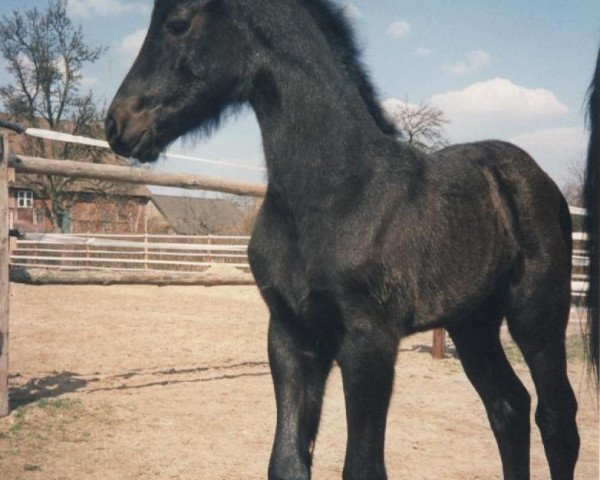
[0,284,597,480]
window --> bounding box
[17,190,34,208]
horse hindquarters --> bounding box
[498,154,579,479]
[445,142,579,479]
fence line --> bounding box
[10,233,252,273]
[15,240,249,252]
[13,249,248,258]
[32,233,251,240]
[9,266,255,286]
[9,233,589,296]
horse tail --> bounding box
[584,46,599,384]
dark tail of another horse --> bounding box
[584,47,599,384]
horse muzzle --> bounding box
[105,98,161,163]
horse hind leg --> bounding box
[506,269,579,480]
[447,308,532,480]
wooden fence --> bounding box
[10,233,250,271]
[8,233,252,285]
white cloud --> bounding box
[387,20,411,38]
[420,79,575,183]
[430,78,568,117]
[68,0,150,17]
[510,127,586,148]
[509,127,587,183]
[343,3,363,19]
[443,50,491,75]
[119,28,147,61]
[415,47,433,57]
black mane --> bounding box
[297,0,398,137]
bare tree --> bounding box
[0,0,107,231]
[561,157,585,207]
[383,99,450,153]
[238,197,262,235]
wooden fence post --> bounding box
[144,232,149,270]
[207,235,213,265]
[432,328,445,359]
[0,134,10,416]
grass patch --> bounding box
[2,398,85,446]
[0,446,19,459]
[37,398,81,413]
[0,396,113,473]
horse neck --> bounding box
[249,61,397,206]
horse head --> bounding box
[105,0,257,162]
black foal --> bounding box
[106,1,591,478]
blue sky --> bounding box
[1,0,599,192]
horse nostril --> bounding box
[105,114,120,143]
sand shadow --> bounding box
[8,361,271,409]
[87,370,271,393]
[9,371,92,409]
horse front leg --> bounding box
[268,313,333,480]
[337,324,399,480]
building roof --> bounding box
[150,195,244,235]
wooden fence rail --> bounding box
[9,267,254,286]
[9,154,267,197]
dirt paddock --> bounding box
[0,284,597,479]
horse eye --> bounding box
[166,18,191,36]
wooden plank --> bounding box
[9,266,255,286]
[25,233,251,240]
[9,254,250,268]
[431,328,445,359]
[9,154,267,197]
[11,248,248,258]
[0,135,9,416]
